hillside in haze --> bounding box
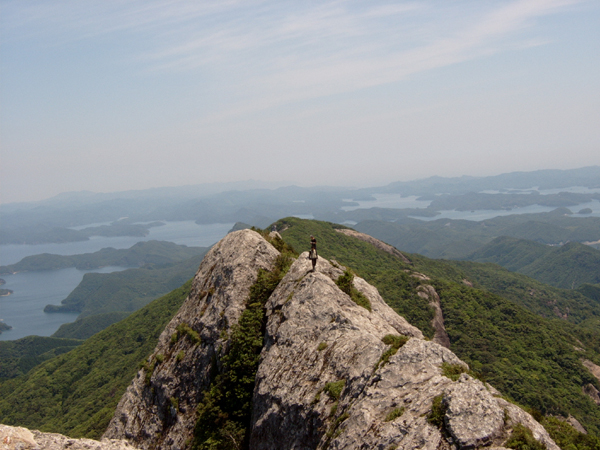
[467,236,600,289]
[1,166,599,245]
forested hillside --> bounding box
[0,281,191,438]
[467,236,600,289]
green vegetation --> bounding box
[384,407,405,422]
[0,336,83,379]
[0,321,11,334]
[441,362,467,381]
[335,269,372,311]
[323,380,346,400]
[467,236,600,289]
[0,222,164,245]
[52,312,131,339]
[541,416,600,450]
[427,394,447,428]
[353,207,600,259]
[0,240,205,274]
[192,252,294,450]
[171,322,201,345]
[375,335,409,370]
[505,424,547,450]
[0,280,192,439]
[444,260,600,326]
[318,342,328,351]
[44,252,207,318]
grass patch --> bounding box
[505,424,546,450]
[318,342,328,351]
[324,380,346,400]
[384,407,405,422]
[336,269,372,311]
[375,334,409,370]
[441,362,467,381]
[171,322,201,346]
[427,394,447,428]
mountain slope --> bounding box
[468,236,600,288]
[104,229,560,450]
[0,281,191,439]
[44,252,207,318]
[275,217,600,435]
[2,222,599,447]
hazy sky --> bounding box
[1,0,599,204]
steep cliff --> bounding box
[101,229,559,450]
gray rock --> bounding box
[250,253,558,450]
[103,230,280,450]
[0,424,137,450]
[102,231,559,450]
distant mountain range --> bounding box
[467,236,600,289]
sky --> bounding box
[1,0,599,204]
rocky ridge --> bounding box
[98,229,559,449]
[0,424,137,450]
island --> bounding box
[0,321,12,334]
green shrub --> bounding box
[176,351,185,362]
[541,416,600,450]
[384,407,405,422]
[375,335,409,370]
[505,424,546,450]
[336,269,372,311]
[318,342,328,351]
[324,380,346,400]
[427,394,447,428]
[441,362,467,381]
[171,323,201,346]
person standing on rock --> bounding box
[309,235,318,271]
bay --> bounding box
[0,221,233,340]
[0,266,126,341]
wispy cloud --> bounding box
[2,0,585,116]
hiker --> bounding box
[309,235,318,271]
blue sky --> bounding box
[1,0,599,203]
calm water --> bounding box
[411,199,600,222]
[0,221,234,266]
[342,194,432,211]
[0,266,126,340]
[0,221,233,340]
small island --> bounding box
[0,289,14,296]
[0,321,12,334]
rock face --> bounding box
[104,230,559,450]
[103,230,280,449]
[0,424,137,450]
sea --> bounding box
[0,221,233,340]
[2,189,600,341]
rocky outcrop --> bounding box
[249,253,559,450]
[0,425,137,450]
[104,230,558,450]
[335,229,412,264]
[103,230,280,449]
[416,284,451,349]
